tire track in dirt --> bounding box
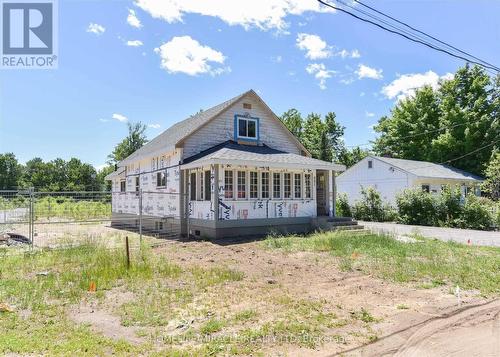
[334,299,500,357]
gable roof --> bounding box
[182,140,345,171]
[372,156,484,181]
[119,90,309,166]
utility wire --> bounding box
[317,0,499,74]
[345,122,467,148]
[353,0,500,72]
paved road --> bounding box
[359,221,500,248]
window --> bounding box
[422,184,430,193]
[368,160,373,169]
[237,171,246,199]
[204,170,211,201]
[156,171,166,187]
[304,174,311,199]
[261,172,270,199]
[190,172,197,200]
[273,173,281,199]
[250,172,258,199]
[237,117,257,139]
[135,177,140,192]
[294,174,302,199]
[120,180,126,192]
[284,173,291,199]
[224,170,234,199]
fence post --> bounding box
[125,236,130,269]
[29,187,34,249]
[139,189,143,245]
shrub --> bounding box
[454,195,494,230]
[435,185,462,226]
[396,188,438,226]
[351,187,397,222]
[336,193,352,217]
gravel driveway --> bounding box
[359,221,500,248]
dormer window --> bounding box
[235,115,259,141]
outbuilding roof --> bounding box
[182,141,345,171]
[372,156,483,181]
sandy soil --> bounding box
[69,238,499,356]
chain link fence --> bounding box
[0,190,187,250]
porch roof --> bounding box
[181,141,345,171]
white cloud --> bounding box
[336,49,360,59]
[306,63,335,90]
[127,9,142,28]
[99,118,109,123]
[134,0,331,32]
[112,113,128,122]
[360,92,365,97]
[87,23,105,35]
[356,64,383,80]
[148,123,161,129]
[271,55,283,63]
[350,49,361,58]
[296,33,331,60]
[154,36,229,76]
[95,164,108,171]
[382,70,453,100]
[126,40,144,47]
[365,111,375,118]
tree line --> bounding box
[0,122,148,191]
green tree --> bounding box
[482,151,500,199]
[374,85,440,159]
[373,65,499,176]
[96,165,115,191]
[0,153,22,190]
[108,122,148,164]
[323,112,345,162]
[338,147,370,168]
[280,108,303,139]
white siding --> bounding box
[337,157,412,206]
[182,96,302,159]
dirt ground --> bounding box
[69,238,500,356]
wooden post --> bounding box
[125,236,130,269]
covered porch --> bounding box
[180,141,345,238]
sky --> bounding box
[1,0,499,170]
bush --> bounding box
[351,187,397,222]
[454,195,494,230]
[336,193,352,217]
[396,188,438,226]
[435,185,462,226]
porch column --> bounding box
[332,171,337,217]
[212,164,219,220]
[328,170,334,218]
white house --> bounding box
[106,90,345,239]
[337,156,483,206]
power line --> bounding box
[352,0,500,71]
[345,122,467,148]
[317,0,500,74]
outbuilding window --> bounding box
[120,180,126,192]
[368,160,373,169]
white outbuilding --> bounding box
[337,156,483,206]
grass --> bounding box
[263,231,500,295]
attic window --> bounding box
[243,103,252,109]
[237,117,258,140]
[368,160,373,169]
